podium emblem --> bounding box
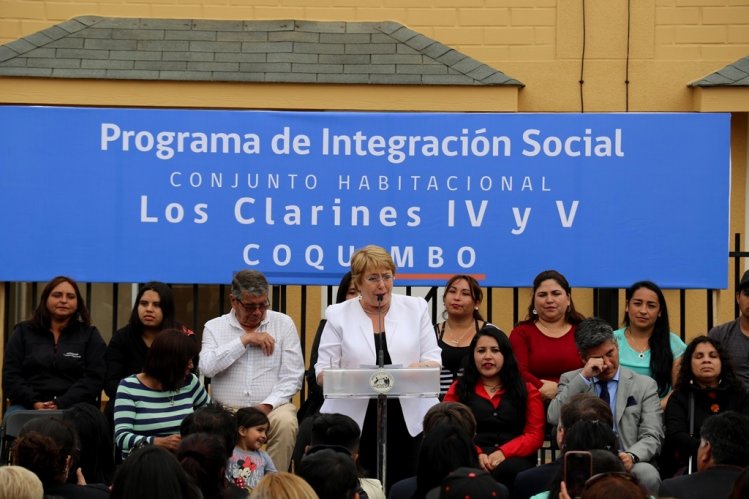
[369,370,395,394]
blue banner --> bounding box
[0,106,729,287]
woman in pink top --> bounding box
[509,270,586,402]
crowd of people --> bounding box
[3,246,749,499]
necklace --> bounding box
[482,382,501,393]
[625,328,649,359]
[444,321,473,346]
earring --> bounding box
[532,308,537,315]
[475,307,479,311]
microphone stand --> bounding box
[375,294,388,490]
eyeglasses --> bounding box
[366,274,393,284]
[233,298,270,312]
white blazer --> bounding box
[315,294,442,436]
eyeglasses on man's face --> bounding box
[366,274,393,284]
[233,297,270,312]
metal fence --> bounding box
[2,232,745,406]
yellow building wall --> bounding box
[0,0,747,347]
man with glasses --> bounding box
[200,269,304,472]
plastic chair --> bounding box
[0,409,65,464]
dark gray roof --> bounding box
[690,55,749,87]
[0,16,522,86]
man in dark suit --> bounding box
[513,393,613,499]
[659,411,749,499]
[548,317,664,495]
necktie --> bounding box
[597,379,610,406]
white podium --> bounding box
[323,366,440,490]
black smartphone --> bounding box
[564,450,592,498]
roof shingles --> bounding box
[0,16,522,86]
[690,56,749,87]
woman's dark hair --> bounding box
[413,424,480,499]
[128,282,178,335]
[563,420,618,453]
[547,448,625,499]
[442,275,484,321]
[334,271,355,304]
[31,276,90,329]
[63,402,115,485]
[422,401,477,439]
[111,446,201,499]
[181,404,238,458]
[178,433,229,499]
[524,270,585,324]
[622,281,673,397]
[235,406,270,430]
[12,417,80,486]
[143,329,199,391]
[456,325,527,423]
[675,335,743,392]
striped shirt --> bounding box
[114,373,209,457]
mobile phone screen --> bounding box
[564,451,592,498]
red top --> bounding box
[509,321,583,388]
[444,381,545,459]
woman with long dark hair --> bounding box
[663,335,749,476]
[2,276,106,412]
[444,325,544,489]
[613,281,685,408]
[434,275,485,396]
[509,270,585,402]
[105,281,195,411]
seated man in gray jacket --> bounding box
[547,317,664,495]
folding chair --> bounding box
[0,409,65,464]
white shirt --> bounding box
[200,309,304,409]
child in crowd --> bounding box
[226,407,277,494]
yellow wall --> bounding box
[1,0,747,346]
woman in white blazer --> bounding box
[315,245,442,489]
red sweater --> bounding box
[509,321,583,389]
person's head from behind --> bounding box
[435,467,508,499]
[110,446,200,499]
[253,471,319,499]
[62,402,115,484]
[308,413,361,457]
[143,328,199,391]
[442,274,484,322]
[581,464,646,499]
[423,402,477,440]
[550,448,626,499]
[574,317,619,382]
[414,424,480,499]
[335,271,358,303]
[180,403,237,458]
[129,281,177,333]
[33,275,90,328]
[177,433,228,499]
[298,448,359,499]
[12,417,79,487]
[697,411,749,471]
[0,465,44,499]
[557,393,613,449]
[562,420,618,454]
[234,406,270,452]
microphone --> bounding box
[377,294,385,368]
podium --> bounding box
[323,366,440,490]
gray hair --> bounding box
[231,270,270,299]
[574,317,615,358]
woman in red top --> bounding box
[509,270,586,402]
[444,325,544,490]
